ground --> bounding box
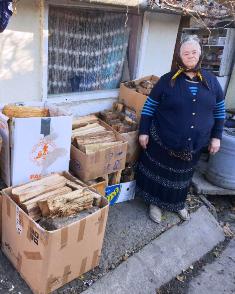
[158,195,235,294]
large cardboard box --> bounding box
[119,75,159,117]
[105,180,136,205]
[70,120,128,181]
[0,103,72,187]
[1,173,109,294]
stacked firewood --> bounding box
[99,103,138,134]
[2,104,49,118]
[11,174,102,221]
[72,115,122,154]
[123,76,159,95]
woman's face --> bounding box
[180,42,201,69]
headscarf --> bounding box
[171,35,209,89]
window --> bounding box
[48,6,140,95]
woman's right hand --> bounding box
[139,134,149,149]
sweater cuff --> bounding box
[210,119,224,140]
[139,115,152,135]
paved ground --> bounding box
[187,237,235,294]
[84,206,224,294]
[158,195,235,294]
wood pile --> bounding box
[12,174,102,221]
[72,116,122,154]
[2,104,49,118]
[121,164,136,183]
[123,76,159,95]
[99,103,138,134]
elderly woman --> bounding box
[136,35,225,223]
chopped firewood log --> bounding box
[65,180,85,190]
[12,174,67,203]
[75,131,115,147]
[81,141,121,154]
[2,105,49,118]
[20,186,72,221]
[39,189,94,217]
[93,193,103,207]
[72,115,98,129]
[99,111,120,122]
[113,102,124,113]
[72,123,106,138]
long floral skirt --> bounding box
[136,123,201,212]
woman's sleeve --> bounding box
[139,77,164,135]
[211,79,225,140]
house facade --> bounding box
[0,0,181,116]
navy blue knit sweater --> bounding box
[139,70,225,152]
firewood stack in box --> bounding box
[99,102,138,133]
[72,115,122,154]
[123,76,159,95]
[11,174,102,221]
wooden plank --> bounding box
[12,174,67,203]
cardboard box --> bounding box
[120,130,140,164]
[0,103,72,187]
[70,120,128,181]
[105,180,136,205]
[119,75,159,117]
[1,172,109,294]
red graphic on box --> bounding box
[31,138,56,166]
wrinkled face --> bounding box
[180,42,201,69]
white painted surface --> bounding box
[226,63,235,109]
[137,12,181,78]
[0,0,41,103]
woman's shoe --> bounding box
[178,208,190,221]
[149,204,162,223]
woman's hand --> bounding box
[208,138,221,155]
[139,134,149,149]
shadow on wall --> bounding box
[0,30,34,80]
[0,0,41,103]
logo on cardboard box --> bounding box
[31,138,56,166]
[105,184,121,205]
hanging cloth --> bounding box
[0,1,13,33]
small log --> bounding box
[12,174,67,203]
[75,131,115,146]
[109,170,122,185]
[65,180,85,190]
[20,186,72,221]
[39,188,95,217]
[72,115,98,129]
[82,141,121,154]
[72,124,106,138]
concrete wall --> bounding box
[0,0,42,103]
[139,12,181,78]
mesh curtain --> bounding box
[48,7,130,94]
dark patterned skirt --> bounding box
[136,123,201,212]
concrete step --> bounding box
[84,206,225,294]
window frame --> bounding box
[42,1,143,102]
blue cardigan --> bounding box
[139,70,225,152]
